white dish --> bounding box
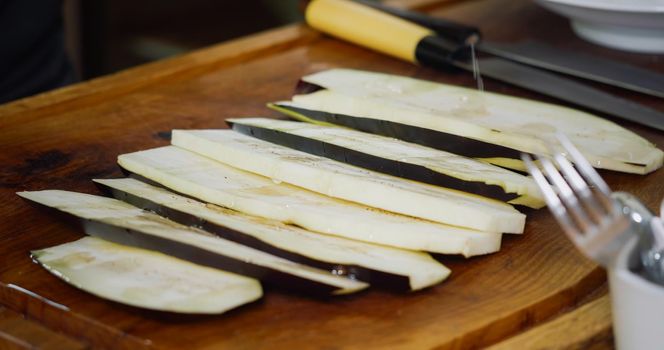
[535,0,664,53]
[608,235,664,349]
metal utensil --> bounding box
[480,41,664,99]
[640,214,664,284]
[357,0,664,99]
[522,134,664,285]
[306,0,664,131]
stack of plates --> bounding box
[535,0,664,53]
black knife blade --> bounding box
[480,41,664,99]
[469,58,664,130]
[357,0,664,99]
[306,0,664,131]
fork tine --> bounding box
[551,152,611,223]
[521,153,582,240]
[524,136,634,267]
[555,133,613,198]
[538,156,596,233]
[522,154,562,209]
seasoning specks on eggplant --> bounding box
[227,117,544,208]
[18,190,369,296]
[32,236,263,314]
[171,130,525,233]
[277,68,663,175]
[95,177,451,291]
[117,146,503,257]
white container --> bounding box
[535,0,664,53]
[609,235,664,350]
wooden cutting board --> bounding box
[1,0,662,348]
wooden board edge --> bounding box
[437,266,607,349]
[0,282,152,350]
[486,294,612,349]
[0,306,87,350]
[0,24,319,124]
[0,0,466,124]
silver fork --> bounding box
[521,133,655,269]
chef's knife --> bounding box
[355,0,664,99]
[306,0,664,131]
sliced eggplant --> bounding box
[32,237,262,314]
[171,130,525,233]
[276,68,663,175]
[227,117,544,208]
[270,102,524,172]
[18,190,368,296]
[117,146,502,257]
[94,178,450,291]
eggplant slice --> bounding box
[18,190,368,296]
[276,68,663,175]
[32,237,262,314]
[171,130,525,233]
[94,178,451,291]
[227,117,544,208]
[117,146,502,257]
[270,102,524,172]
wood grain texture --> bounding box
[488,295,613,350]
[0,25,318,124]
[0,0,662,348]
[0,284,151,350]
[0,0,447,123]
[0,306,87,350]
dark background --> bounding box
[65,0,304,79]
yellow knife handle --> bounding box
[305,0,434,63]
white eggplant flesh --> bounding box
[227,117,545,208]
[171,130,525,233]
[32,237,262,314]
[117,146,502,256]
[18,190,368,295]
[289,68,662,175]
[94,178,451,291]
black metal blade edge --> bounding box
[472,58,664,132]
[229,121,519,203]
[96,181,411,291]
[413,36,664,131]
[479,41,664,99]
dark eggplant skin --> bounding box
[21,198,361,296]
[294,81,322,95]
[294,80,325,95]
[228,121,519,203]
[81,220,344,296]
[279,83,525,160]
[95,180,413,292]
